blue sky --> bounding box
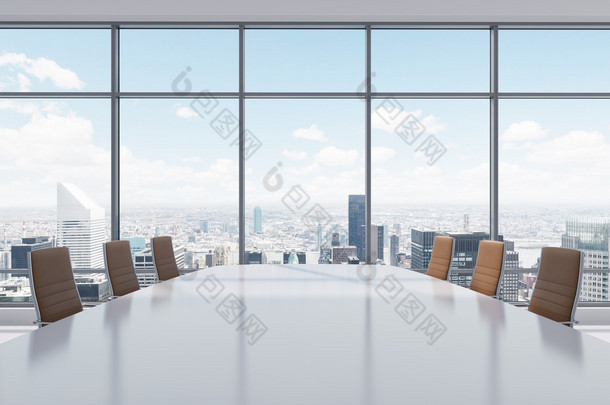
[1,28,610,216]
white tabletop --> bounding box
[1,264,609,404]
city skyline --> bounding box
[2,184,610,305]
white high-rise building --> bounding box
[56,183,105,269]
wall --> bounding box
[2,0,610,23]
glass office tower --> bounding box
[348,195,365,262]
[253,206,262,234]
[563,217,610,301]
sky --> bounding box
[1,28,610,217]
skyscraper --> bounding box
[447,231,496,270]
[390,234,399,267]
[56,183,105,269]
[123,237,146,261]
[331,232,340,247]
[562,217,610,301]
[348,195,365,262]
[134,246,186,286]
[411,229,436,270]
[369,224,385,262]
[318,244,332,264]
[253,206,262,234]
[411,229,512,271]
[383,224,389,249]
[411,228,519,300]
[199,220,208,233]
[378,225,385,261]
[332,246,357,264]
[11,237,53,269]
[0,251,10,272]
[245,250,265,264]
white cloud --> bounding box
[293,124,328,142]
[178,156,203,164]
[501,120,549,149]
[402,165,442,178]
[420,114,447,135]
[314,146,359,166]
[498,162,554,203]
[282,149,307,161]
[175,106,200,119]
[0,52,85,90]
[17,73,31,92]
[0,100,243,207]
[372,146,396,163]
[0,101,109,206]
[371,107,446,135]
[526,130,610,165]
[0,100,40,115]
[284,163,320,175]
[120,148,239,206]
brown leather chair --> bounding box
[151,236,180,281]
[104,241,140,297]
[528,247,583,327]
[426,236,454,280]
[28,247,83,327]
[469,240,505,297]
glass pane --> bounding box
[0,29,109,92]
[371,99,489,274]
[120,29,238,92]
[120,98,239,274]
[372,30,489,92]
[500,30,610,92]
[0,99,110,301]
[245,29,364,92]
[246,99,364,264]
[500,100,610,302]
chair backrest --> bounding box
[528,247,583,325]
[469,240,505,297]
[104,241,140,297]
[426,236,454,280]
[28,247,83,324]
[151,236,180,281]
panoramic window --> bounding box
[1,25,610,305]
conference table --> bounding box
[1,264,610,404]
